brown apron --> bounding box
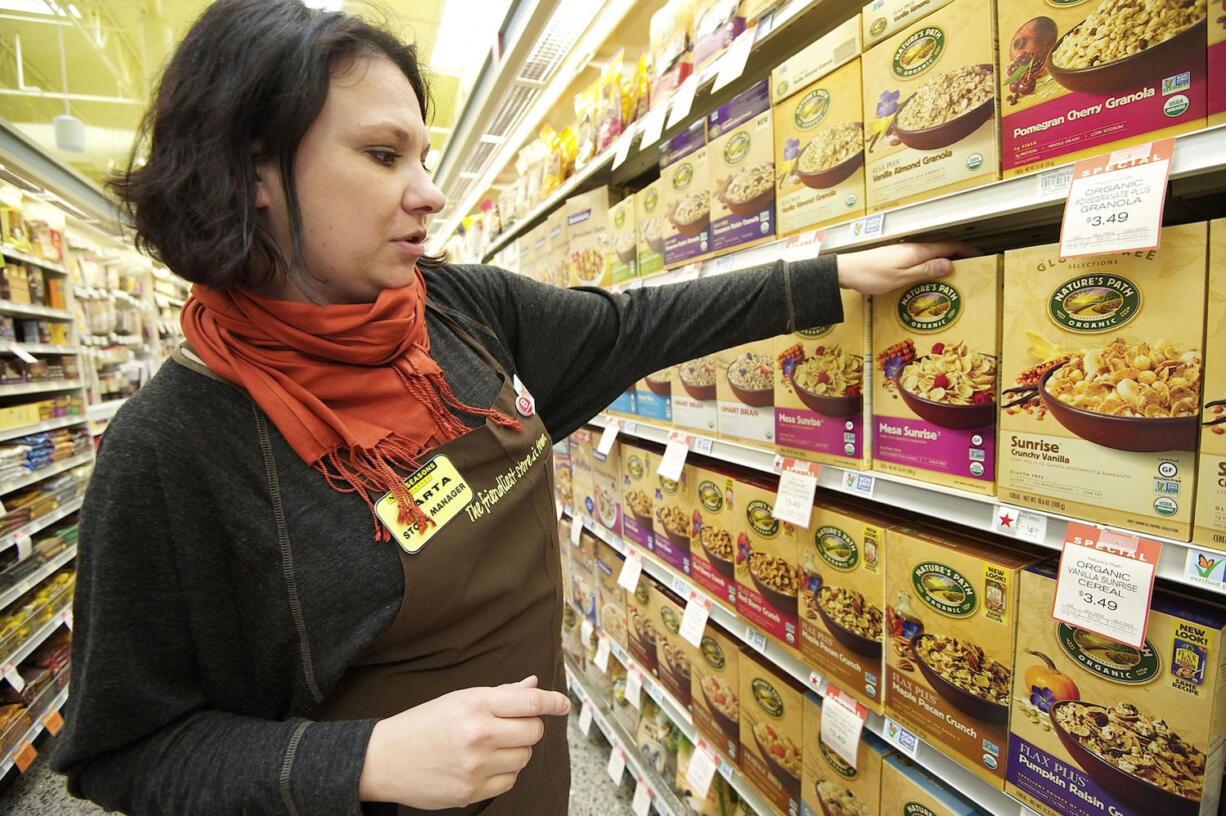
[312,305,569,816]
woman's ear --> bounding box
[253,161,272,209]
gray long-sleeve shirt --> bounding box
[53,257,842,815]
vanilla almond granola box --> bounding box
[862,0,1000,213]
[861,0,956,48]
[999,223,1209,540]
[708,79,776,254]
[689,461,742,613]
[691,622,742,764]
[871,254,1002,495]
[735,475,805,657]
[881,753,988,815]
[660,121,712,267]
[619,440,660,555]
[717,339,778,451]
[1195,219,1226,548]
[801,692,890,816]
[884,524,1043,787]
[635,180,667,278]
[565,188,613,288]
[609,197,638,283]
[672,354,721,435]
[1006,563,1226,816]
[740,649,806,816]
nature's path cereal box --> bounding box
[609,197,638,283]
[660,121,712,267]
[691,622,742,764]
[735,476,805,657]
[627,573,660,678]
[570,429,596,523]
[881,753,988,816]
[1196,219,1226,548]
[564,188,612,288]
[708,79,777,253]
[673,355,721,435]
[649,460,693,577]
[740,649,806,816]
[689,462,741,612]
[652,582,694,712]
[861,0,956,49]
[592,443,622,538]
[635,180,666,277]
[596,538,627,652]
[619,440,659,554]
[718,339,778,450]
[802,692,890,816]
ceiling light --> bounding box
[430,0,513,76]
[301,0,343,10]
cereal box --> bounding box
[636,366,674,424]
[1212,1,1226,126]
[690,462,742,612]
[635,180,667,278]
[718,339,778,450]
[771,18,866,236]
[861,0,955,48]
[609,660,640,735]
[1006,563,1226,816]
[775,290,870,470]
[569,429,597,523]
[592,443,622,538]
[607,384,638,419]
[862,0,1000,213]
[740,648,805,815]
[636,695,682,784]
[735,475,804,656]
[1195,219,1226,548]
[692,622,742,763]
[799,499,890,714]
[708,79,776,254]
[677,736,745,815]
[872,255,1002,495]
[652,582,694,711]
[660,121,712,267]
[620,440,660,554]
[998,0,1207,178]
[884,524,1043,787]
[801,692,890,816]
[651,461,693,576]
[553,440,572,510]
[999,223,1209,540]
[672,355,721,435]
[570,528,599,628]
[596,538,628,652]
[880,753,988,815]
[546,209,569,288]
[565,188,612,288]
[693,0,747,70]
[628,572,661,678]
[610,197,638,283]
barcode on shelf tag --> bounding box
[580,618,594,643]
[685,740,719,799]
[579,700,594,735]
[14,532,31,562]
[622,420,638,436]
[612,641,630,665]
[2,662,24,693]
[607,748,627,784]
[712,30,755,92]
[773,459,820,528]
[680,591,711,648]
[632,778,653,816]
[657,436,690,483]
[14,740,36,773]
[666,75,699,129]
[717,756,735,781]
[570,514,584,546]
[693,436,713,455]
[646,678,664,704]
[744,625,768,654]
[883,716,920,758]
[671,575,690,596]
[849,213,885,241]
[626,669,644,709]
[618,550,645,592]
[597,419,621,456]
[5,342,38,365]
[41,709,63,736]
[612,129,634,170]
[820,685,866,770]
[710,255,735,276]
[841,470,875,498]
[1037,166,1074,200]
[594,633,612,673]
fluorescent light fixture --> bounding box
[430,0,513,76]
[301,0,343,10]
[0,0,81,17]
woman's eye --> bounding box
[369,149,400,166]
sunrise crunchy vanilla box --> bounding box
[708,79,777,254]
[881,753,988,815]
[735,475,805,657]
[862,0,1000,213]
[997,0,1207,177]
[1006,562,1226,816]
[649,460,694,577]
[691,621,742,764]
[1195,219,1226,548]
[999,223,1209,540]
[689,461,742,613]
[565,188,613,288]
[884,524,1043,788]
[861,0,955,48]
[740,648,806,816]
[872,255,1002,495]
[660,121,712,267]
[801,692,890,816]
[609,197,638,284]
[717,339,778,451]
[672,354,721,435]
[635,179,667,278]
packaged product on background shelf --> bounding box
[860,0,955,48]
[546,209,569,289]
[801,692,890,816]
[526,223,547,285]
[651,461,694,576]
[635,181,667,278]
[565,188,613,288]
[798,499,890,714]
[880,753,987,816]
[1006,562,1226,816]
[775,289,870,471]
[999,223,1209,540]
[649,0,696,108]
[660,121,712,267]
[997,0,1207,178]
[596,51,627,153]
[628,573,662,678]
[620,440,661,554]
[570,429,596,523]
[607,384,638,420]
[609,660,640,735]
[689,462,742,611]
[708,80,776,254]
[718,340,778,450]
[884,524,1043,788]
[1196,218,1226,548]
[740,648,805,816]
[735,475,804,656]
[561,542,586,669]
[652,582,695,711]
[672,354,721,435]
[1,264,30,304]
[861,0,1000,213]
[636,366,674,425]
[1212,2,1225,126]
[637,695,683,785]
[597,538,628,652]
[552,440,572,509]
[592,444,623,538]
[770,17,866,236]
[571,529,599,628]
[872,254,1002,495]
[677,735,746,815]
[609,197,638,284]
[691,621,742,764]
[692,0,747,71]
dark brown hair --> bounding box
[113,0,443,288]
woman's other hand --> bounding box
[358,675,571,808]
[835,241,980,295]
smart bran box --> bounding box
[999,223,1209,540]
[718,340,777,451]
[740,649,805,816]
[862,0,1000,213]
[1195,219,1226,548]
[872,255,1002,495]
[771,18,866,236]
[596,538,628,652]
[861,0,955,48]
[708,79,776,254]
[1006,563,1226,816]
[628,573,661,678]
[1212,2,1225,126]
[673,354,721,435]
[998,0,1207,177]
[650,462,694,576]
[775,290,870,471]
[660,121,712,267]
[881,753,988,816]
[799,500,889,715]
[592,444,622,538]
[691,622,742,764]
[652,582,694,712]
[735,475,804,656]
[690,462,741,612]
[565,188,612,288]
[635,180,667,278]
[620,440,660,554]
[801,692,890,816]
[569,429,597,522]
[609,197,638,283]
[884,524,1043,787]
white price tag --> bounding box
[744,625,768,654]
[782,228,824,263]
[626,668,644,709]
[666,76,699,130]
[1183,549,1226,595]
[13,532,32,562]
[820,686,867,770]
[612,129,635,170]
[5,342,37,364]
[807,671,824,693]
[1015,510,1048,545]
[646,678,664,704]
[883,717,920,758]
[1021,806,1043,816]
[674,262,702,282]
[773,459,820,528]
[1058,138,1173,259]
[555,499,563,521]
[607,748,627,784]
[579,700,594,735]
[685,741,719,799]
[581,618,594,644]
[657,433,691,482]
[1053,522,1159,650]
[680,591,712,648]
[639,105,667,149]
[622,420,638,436]
[618,550,645,592]
[849,214,884,241]
[1036,166,1074,200]
[594,633,612,672]
[2,662,24,693]
[570,514,584,546]
[60,608,72,630]
[712,30,755,92]
[632,778,652,816]
[693,436,713,455]
[597,419,621,457]
[841,470,875,498]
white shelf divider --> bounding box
[0,247,68,275]
[0,414,89,444]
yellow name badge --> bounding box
[375,454,473,554]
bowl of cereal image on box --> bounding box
[896,348,997,430]
[700,670,740,738]
[815,777,867,816]
[680,357,719,402]
[748,551,800,617]
[630,608,660,673]
[645,368,673,397]
[911,633,1011,724]
[615,230,637,264]
[655,504,692,552]
[728,352,776,407]
[1047,9,1206,95]
[750,716,803,801]
[670,192,711,236]
[813,584,884,659]
[699,524,737,581]
[1049,700,1206,816]
[661,640,693,707]
[796,123,864,190]
[625,488,654,532]
[719,162,776,217]
[788,348,863,417]
[1038,341,1201,452]
[891,64,996,152]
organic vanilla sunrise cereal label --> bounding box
[1195,219,1226,548]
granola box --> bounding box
[652,582,694,711]
[650,461,694,576]
[635,180,667,278]
[628,573,661,678]
[636,366,674,424]
[692,622,742,764]
[569,429,597,523]
[660,121,712,266]
[553,440,572,510]
[565,188,612,288]
[1195,219,1226,547]
[672,355,721,435]
[718,339,778,450]
[884,524,1043,787]
[740,649,806,816]
[861,0,956,48]
[997,0,1207,178]
[771,19,867,236]
[872,255,1002,495]
[592,443,622,538]
[880,753,988,815]
[1006,563,1226,816]
[570,528,599,628]
[862,0,1000,213]
[735,475,804,656]
[546,209,569,288]
[999,223,1209,540]
[1212,2,1225,126]
[609,197,638,283]
[799,500,890,714]
[620,440,660,554]
[596,538,628,652]
[690,462,742,612]
[708,79,777,253]
[775,290,870,471]
[801,692,891,816]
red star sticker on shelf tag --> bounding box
[999,511,1015,528]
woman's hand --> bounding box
[835,241,980,295]
[358,675,571,808]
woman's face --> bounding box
[254,54,446,304]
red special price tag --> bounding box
[1052,522,1161,649]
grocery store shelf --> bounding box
[0,247,68,276]
[595,414,1224,595]
[1,606,69,671]
[86,398,124,423]
[0,414,88,444]
[0,498,82,559]
[0,684,70,778]
[0,301,72,321]
[0,343,80,356]
[0,545,77,612]
[0,380,82,398]
[0,452,94,497]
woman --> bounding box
[53,1,972,814]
